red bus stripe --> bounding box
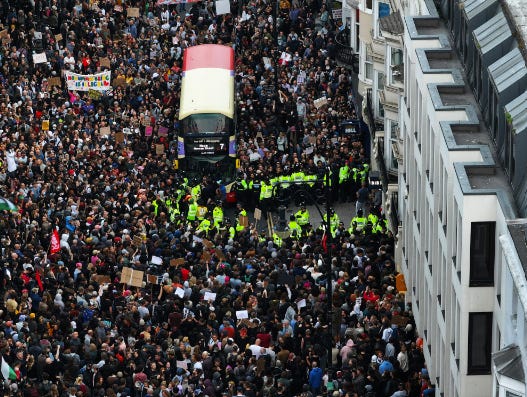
[182,44,234,71]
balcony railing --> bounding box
[335,29,358,73]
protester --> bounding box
[0,0,427,396]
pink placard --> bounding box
[158,126,168,136]
[145,125,153,136]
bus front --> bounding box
[177,44,237,182]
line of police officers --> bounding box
[147,163,389,247]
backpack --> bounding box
[82,308,94,323]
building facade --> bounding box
[351,0,527,396]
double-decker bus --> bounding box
[177,44,237,182]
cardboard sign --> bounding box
[170,258,185,267]
[92,274,111,284]
[120,267,144,287]
[176,360,187,369]
[99,126,111,136]
[215,250,225,261]
[391,315,409,327]
[33,52,48,64]
[133,235,143,246]
[202,239,214,249]
[54,33,63,42]
[0,29,7,39]
[42,120,50,131]
[155,144,164,154]
[313,97,328,109]
[99,57,111,68]
[201,250,211,262]
[48,77,62,87]
[396,273,407,292]
[238,215,249,227]
[113,76,127,87]
[115,132,124,144]
[254,208,261,221]
[175,287,184,298]
[127,7,140,17]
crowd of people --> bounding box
[0,0,434,396]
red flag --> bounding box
[322,233,328,254]
[50,229,60,254]
[35,271,44,292]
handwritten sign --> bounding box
[65,71,111,92]
[48,77,61,88]
[113,76,127,87]
[155,144,164,155]
[158,126,169,136]
[42,120,50,131]
[115,132,124,144]
[254,208,261,221]
[145,126,153,136]
[120,267,144,287]
[88,89,102,100]
[127,7,140,17]
[92,274,111,284]
[54,33,62,42]
[203,292,217,302]
[151,256,163,265]
[32,52,48,64]
[236,310,249,319]
[99,57,111,68]
[99,126,111,136]
[313,97,328,109]
[175,287,185,298]
[170,258,185,267]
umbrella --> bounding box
[0,198,18,212]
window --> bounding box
[469,222,495,286]
[365,48,373,80]
[366,0,373,10]
[390,47,404,84]
[468,312,492,375]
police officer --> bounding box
[338,161,351,203]
[236,203,248,234]
[225,218,236,240]
[288,215,302,240]
[349,209,367,234]
[295,204,310,234]
[212,201,224,229]
[187,198,198,222]
[259,176,274,217]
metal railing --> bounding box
[335,29,358,73]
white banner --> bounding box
[64,70,112,92]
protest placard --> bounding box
[204,292,217,302]
[115,132,124,144]
[54,33,62,42]
[254,208,262,221]
[313,97,328,109]
[170,258,185,267]
[158,126,169,136]
[48,77,61,88]
[99,126,111,136]
[145,125,153,136]
[120,267,144,287]
[151,256,163,265]
[175,287,184,298]
[32,53,47,64]
[99,57,111,68]
[92,274,111,284]
[236,310,249,319]
[88,89,102,100]
[127,7,140,17]
[42,120,50,131]
[155,144,164,155]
